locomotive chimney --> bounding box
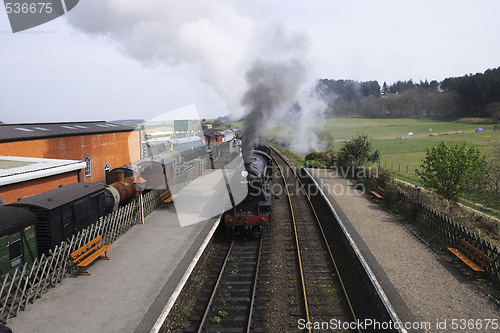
[115,170,125,182]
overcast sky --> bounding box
[1,0,499,124]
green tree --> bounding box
[415,142,487,201]
[382,81,389,95]
[338,135,379,167]
[212,119,223,128]
[316,130,335,151]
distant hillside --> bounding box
[217,115,231,121]
[110,119,145,127]
[317,66,500,119]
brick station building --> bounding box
[0,121,141,203]
[0,156,85,204]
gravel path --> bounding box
[311,169,500,333]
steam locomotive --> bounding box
[223,136,272,236]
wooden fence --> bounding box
[0,190,162,324]
[397,189,500,283]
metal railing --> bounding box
[396,188,500,283]
[0,190,162,324]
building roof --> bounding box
[9,182,104,210]
[0,121,135,143]
[0,156,86,186]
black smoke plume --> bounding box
[241,58,306,162]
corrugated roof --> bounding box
[0,121,136,143]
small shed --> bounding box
[204,132,218,145]
[213,131,224,144]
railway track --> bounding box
[163,144,399,332]
[270,147,358,332]
[196,236,262,332]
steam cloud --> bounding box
[288,88,329,154]
[66,0,259,115]
[67,1,328,154]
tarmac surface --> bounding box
[6,206,219,333]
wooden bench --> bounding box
[70,236,111,276]
[370,186,385,200]
[160,189,175,209]
[448,239,493,281]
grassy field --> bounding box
[260,117,499,183]
[374,129,499,184]
[329,118,499,184]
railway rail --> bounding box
[270,147,359,332]
[196,236,262,332]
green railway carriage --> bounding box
[0,206,38,277]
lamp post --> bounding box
[134,176,147,224]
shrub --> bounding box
[304,150,336,168]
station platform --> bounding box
[309,168,500,332]
[6,206,219,333]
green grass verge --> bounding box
[268,142,305,168]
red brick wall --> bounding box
[0,171,79,204]
[0,131,141,183]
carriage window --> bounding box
[9,240,22,267]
